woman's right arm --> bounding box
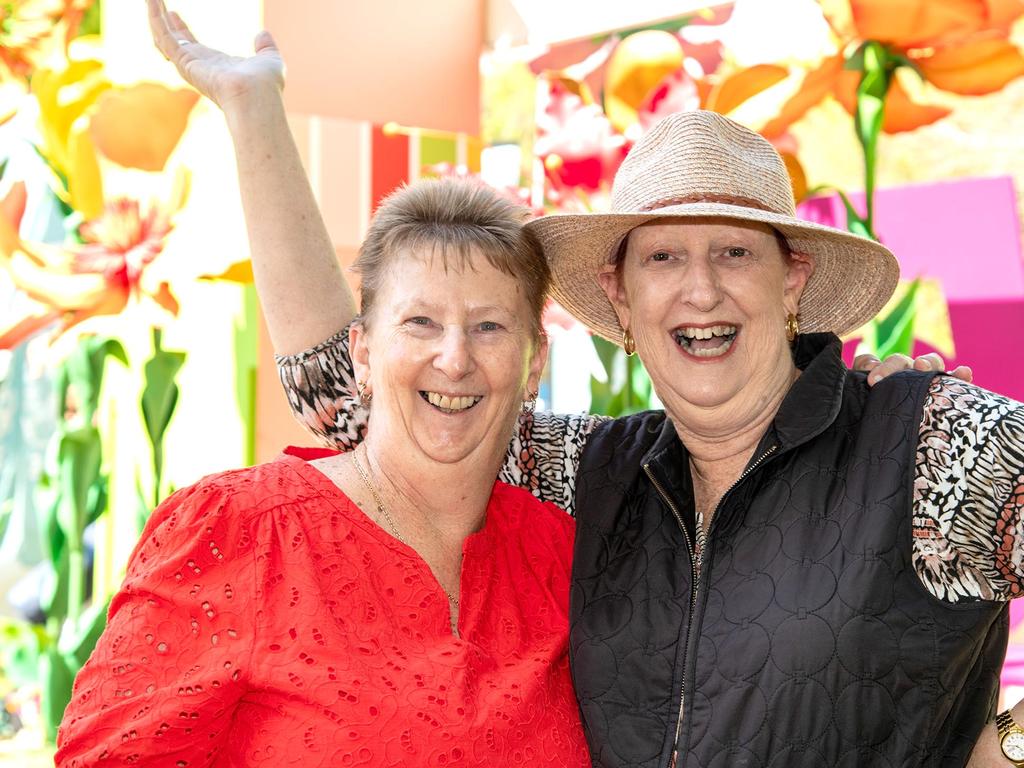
[148,0,355,355]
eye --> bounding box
[726,246,750,258]
[478,321,503,332]
[649,251,672,263]
[406,316,433,327]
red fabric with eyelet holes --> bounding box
[55,448,588,767]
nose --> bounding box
[681,255,723,311]
[434,326,474,379]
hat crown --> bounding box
[611,110,796,217]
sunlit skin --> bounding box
[351,246,547,475]
[599,217,813,457]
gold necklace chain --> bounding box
[349,450,460,608]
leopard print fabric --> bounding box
[913,376,1024,602]
[277,333,1024,603]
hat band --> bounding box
[636,193,782,215]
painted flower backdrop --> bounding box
[0,0,200,744]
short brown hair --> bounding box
[353,178,550,338]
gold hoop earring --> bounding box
[622,328,636,356]
[785,313,800,343]
[356,380,373,405]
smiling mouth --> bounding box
[420,391,483,413]
[672,324,738,359]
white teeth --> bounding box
[677,325,736,339]
[686,337,735,357]
[424,392,481,412]
[672,325,738,358]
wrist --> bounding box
[997,709,1024,766]
[222,82,287,132]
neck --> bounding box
[360,434,497,540]
[669,363,797,498]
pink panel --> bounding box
[801,177,1024,402]
[799,176,1024,301]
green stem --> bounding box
[851,41,895,242]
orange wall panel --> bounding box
[264,0,483,134]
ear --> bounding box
[597,263,631,332]
[525,332,549,396]
[350,321,371,391]
[783,251,815,316]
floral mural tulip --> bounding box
[0,182,181,349]
[534,77,630,199]
[31,40,197,218]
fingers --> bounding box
[949,365,974,383]
[167,11,198,44]
[147,0,182,61]
[254,29,278,53]
[866,353,912,385]
[912,352,945,371]
[851,353,880,373]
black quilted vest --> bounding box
[571,334,1008,768]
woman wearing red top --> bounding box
[54,14,590,756]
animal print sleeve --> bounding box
[913,377,1024,602]
[500,410,609,516]
[275,328,368,450]
[276,326,608,514]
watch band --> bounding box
[997,709,1024,766]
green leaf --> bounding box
[61,336,127,424]
[58,596,111,671]
[588,336,655,417]
[39,541,70,620]
[56,425,102,541]
[141,329,186,506]
[78,0,102,37]
[874,279,920,358]
[40,647,75,743]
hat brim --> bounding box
[525,201,900,345]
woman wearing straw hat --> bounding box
[137,9,1020,765]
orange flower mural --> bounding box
[762,0,1024,139]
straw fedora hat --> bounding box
[525,110,900,345]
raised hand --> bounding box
[147,0,284,112]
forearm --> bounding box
[223,87,356,354]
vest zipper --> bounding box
[643,463,697,768]
[647,443,779,767]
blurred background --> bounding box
[1,0,1024,763]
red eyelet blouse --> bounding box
[55,447,589,767]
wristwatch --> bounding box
[997,709,1024,766]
